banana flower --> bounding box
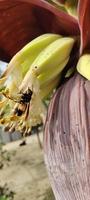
[0,0,90,199]
[0,0,79,132]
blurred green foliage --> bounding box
[0,196,9,200]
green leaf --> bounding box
[0,196,9,200]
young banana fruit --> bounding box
[77,54,90,80]
[0,33,61,111]
[0,33,61,86]
[0,34,75,134]
[19,37,74,91]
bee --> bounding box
[20,88,33,104]
[14,88,33,119]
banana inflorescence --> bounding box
[0,33,75,135]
